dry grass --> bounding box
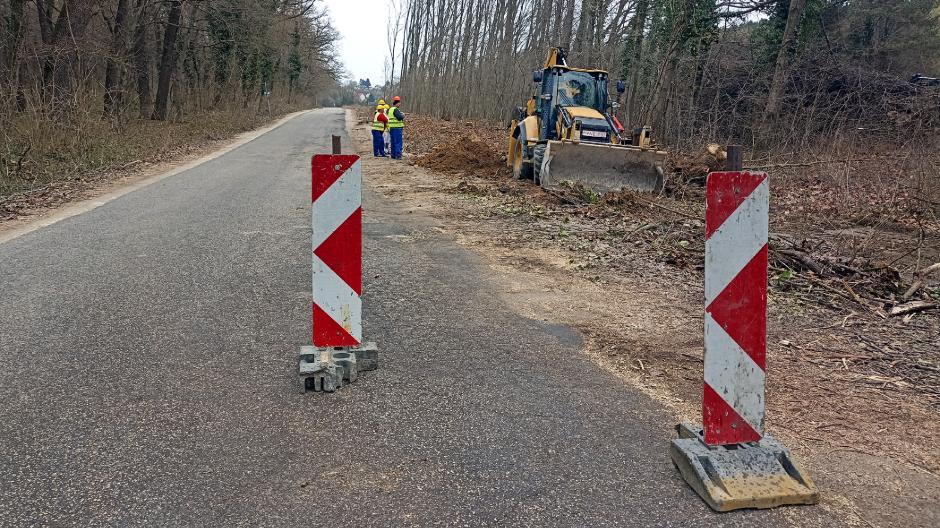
[379,107,940,458]
[0,97,305,216]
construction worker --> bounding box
[387,95,405,159]
[372,100,389,157]
[381,102,391,155]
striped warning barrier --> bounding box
[311,154,362,347]
[300,152,377,394]
[703,171,769,445]
[671,167,817,511]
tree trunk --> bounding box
[573,0,593,51]
[764,0,807,118]
[649,57,678,134]
[133,0,153,118]
[560,0,575,49]
[2,0,27,76]
[152,0,184,121]
[37,0,93,111]
[104,0,131,116]
[625,0,650,126]
[499,0,518,60]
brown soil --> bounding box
[414,136,506,177]
[402,113,509,159]
[352,107,940,527]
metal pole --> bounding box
[726,145,742,171]
[332,135,342,155]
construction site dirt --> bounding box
[354,108,939,528]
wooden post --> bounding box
[332,135,342,155]
[726,145,742,171]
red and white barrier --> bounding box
[703,171,769,446]
[672,169,817,511]
[311,154,362,347]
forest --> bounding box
[3,1,939,215]
[393,0,940,150]
[0,0,343,198]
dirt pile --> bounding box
[356,107,510,178]
[414,136,506,177]
[670,144,727,185]
[405,114,508,156]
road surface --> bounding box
[0,109,840,526]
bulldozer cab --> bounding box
[556,72,604,109]
[533,51,612,141]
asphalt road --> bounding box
[0,108,842,526]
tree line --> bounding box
[0,0,344,123]
[391,0,940,149]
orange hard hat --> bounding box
[392,95,401,103]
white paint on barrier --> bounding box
[311,160,361,248]
[704,312,766,433]
[704,178,769,305]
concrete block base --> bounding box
[670,423,819,512]
[352,342,379,371]
[298,343,378,394]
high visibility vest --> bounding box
[387,105,404,128]
[372,110,386,131]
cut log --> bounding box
[889,301,938,317]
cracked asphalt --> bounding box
[0,108,842,526]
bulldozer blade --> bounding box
[539,140,666,193]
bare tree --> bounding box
[394,0,940,155]
[36,0,95,112]
[104,0,132,116]
[2,0,346,195]
[152,0,184,120]
[386,0,404,87]
[132,0,154,118]
[764,0,807,119]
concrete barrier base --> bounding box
[352,342,379,371]
[298,343,378,394]
[670,423,819,512]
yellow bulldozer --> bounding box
[507,47,666,193]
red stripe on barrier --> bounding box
[314,207,363,296]
[703,383,762,444]
[313,303,359,346]
[311,155,358,202]
[706,244,768,370]
[705,171,766,238]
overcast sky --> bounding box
[320,1,767,85]
[323,0,390,84]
